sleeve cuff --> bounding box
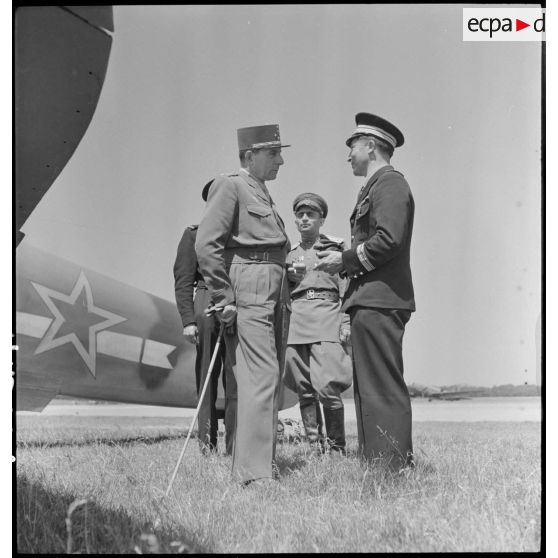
[356,243,375,272]
[342,245,373,279]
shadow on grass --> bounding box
[16,473,209,554]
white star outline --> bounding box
[31,271,127,377]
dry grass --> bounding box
[16,416,541,553]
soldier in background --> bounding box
[284,193,352,454]
[173,180,236,455]
[195,124,291,487]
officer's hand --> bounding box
[339,323,351,345]
[287,265,305,284]
[219,304,237,326]
[314,250,344,274]
[205,304,237,335]
[183,324,199,345]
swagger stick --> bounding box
[164,321,225,497]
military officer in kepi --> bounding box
[195,124,291,487]
[173,180,237,455]
[315,112,416,471]
[284,193,352,454]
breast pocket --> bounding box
[356,198,370,220]
[246,203,282,239]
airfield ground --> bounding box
[15,414,540,553]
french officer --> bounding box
[195,124,291,486]
[173,180,236,455]
[284,193,352,454]
[315,112,416,471]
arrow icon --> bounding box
[516,19,530,31]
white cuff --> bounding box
[356,244,374,272]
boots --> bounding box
[323,407,346,454]
[299,402,323,449]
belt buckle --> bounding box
[307,289,315,299]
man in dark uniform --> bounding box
[284,193,352,454]
[315,112,415,471]
[173,180,236,455]
[195,124,291,486]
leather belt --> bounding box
[292,289,339,302]
[224,246,287,265]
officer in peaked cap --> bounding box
[315,112,415,471]
[284,192,352,455]
[173,180,236,456]
[195,123,292,486]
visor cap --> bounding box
[345,112,404,149]
[237,124,291,151]
[293,192,328,218]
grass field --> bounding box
[15,416,541,553]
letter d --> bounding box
[534,13,545,32]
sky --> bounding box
[18,4,543,388]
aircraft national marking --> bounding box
[97,330,143,363]
[16,312,52,338]
[142,339,176,369]
[17,270,178,374]
[30,271,127,376]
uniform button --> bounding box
[359,272,363,276]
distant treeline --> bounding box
[439,384,541,397]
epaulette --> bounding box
[321,233,345,248]
[186,224,199,231]
[387,169,404,177]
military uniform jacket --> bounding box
[173,226,206,327]
[341,165,415,312]
[287,236,347,344]
[195,169,289,307]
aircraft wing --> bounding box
[15,6,113,242]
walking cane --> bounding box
[164,321,226,497]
